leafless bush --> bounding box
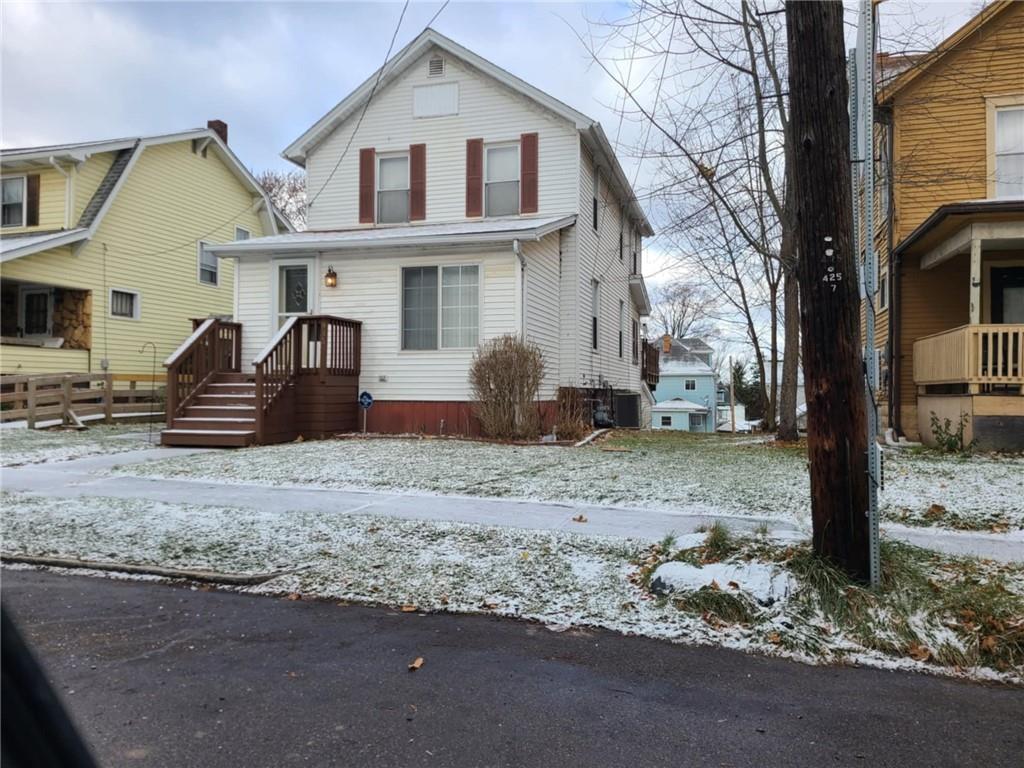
[469,335,545,439]
[556,387,590,442]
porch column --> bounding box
[969,238,981,325]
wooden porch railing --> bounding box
[252,315,361,442]
[164,318,242,420]
[913,324,1024,389]
[641,340,660,389]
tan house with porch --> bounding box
[869,1,1023,450]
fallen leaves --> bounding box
[400,605,418,613]
[408,657,424,672]
[767,631,782,645]
[572,514,588,523]
[908,643,932,662]
[286,593,301,601]
[924,503,947,521]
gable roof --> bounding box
[282,28,653,236]
[1,127,289,263]
[878,0,1016,103]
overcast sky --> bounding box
[1,0,979,291]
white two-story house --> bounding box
[164,29,654,445]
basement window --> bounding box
[110,289,139,320]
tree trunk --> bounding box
[786,0,870,581]
[764,288,779,431]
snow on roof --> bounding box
[205,214,577,257]
[652,398,708,412]
[659,359,715,376]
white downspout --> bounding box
[513,238,526,338]
[49,157,72,229]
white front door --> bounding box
[273,259,315,328]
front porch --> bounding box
[161,315,361,447]
[903,202,1023,449]
[0,278,92,374]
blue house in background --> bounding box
[650,336,719,433]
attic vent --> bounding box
[428,56,445,77]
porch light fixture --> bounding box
[324,266,338,288]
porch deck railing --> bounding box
[164,318,242,419]
[641,340,660,389]
[252,315,361,442]
[913,324,1024,389]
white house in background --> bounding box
[200,28,655,438]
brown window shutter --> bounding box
[26,174,40,227]
[410,143,426,221]
[358,148,375,224]
[466,138,483,217]
[520,133,538,214]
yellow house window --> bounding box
[2,176,26,228]
[986,94,1024,198]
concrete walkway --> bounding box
[2,447,1021,562]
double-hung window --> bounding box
[378,153,410,224]
[995,106,1024,198]
[402,265,479,350]
[198,241,218,285]
[235,226,250,241]
[2,177,25,228]
[485,144,519,217]
[685,379,696,391]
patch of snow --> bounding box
[650,560,796,605]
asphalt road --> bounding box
[4,570,1022,768]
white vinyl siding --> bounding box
[305,48,578,228]
[523,233,561,398]
[575,144,642,392]
[413,82,459,118]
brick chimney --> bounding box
[662,334,672,354]
[207,119,228,145]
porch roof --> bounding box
[652,397,708,413]
[895,198,1024,267]
[203,215,578,258]
[0,228,89,263]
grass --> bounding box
[638,525,1024,674]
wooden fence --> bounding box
[0,372,166,427]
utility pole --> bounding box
[729,355,736,434]
[786,0,871,582]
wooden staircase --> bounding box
[161,372,258,447]
[161,316,361,449]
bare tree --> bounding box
[257,169,307,231]
[649,279,719,341]
[585,0,800,439]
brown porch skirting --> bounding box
[364,400,557,437]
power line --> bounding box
[307,0,412,211]
[425,0,450,29]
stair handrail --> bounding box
[164,318,221,422]
[253,316,299,442]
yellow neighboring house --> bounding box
[865,1,1024,451]
[0,121,288,378]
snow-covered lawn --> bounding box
[1,424,157,467]
[113,431,1024,531]
[4,490,1020,683]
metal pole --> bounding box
[729,355,736,434]
[139,342,158,445]
[854,0,882,586]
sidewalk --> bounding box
[2,448,1020,562]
